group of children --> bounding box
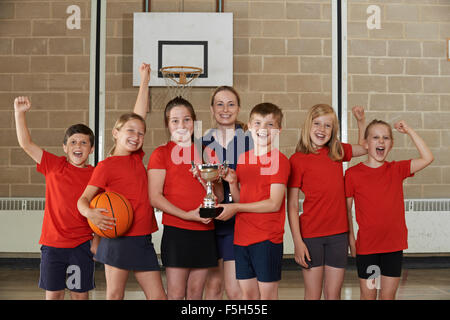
[13,62,433,300]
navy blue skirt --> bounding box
[95,234,160,271]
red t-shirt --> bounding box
[37,150,94,248]
[344,160,414,255]
[88,149,158,236]
[234,149,290,246]
[147,141,214,231]
[288,143,353,238]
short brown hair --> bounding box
[249,102,283,128]
[63,124,94,147]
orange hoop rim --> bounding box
[160,66,203,75]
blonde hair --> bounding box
[109,112,146,155]
[296,104,344,161]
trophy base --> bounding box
[199,207,224,218]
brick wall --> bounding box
[0,0,448,198]
[346,0,450,198]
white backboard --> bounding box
[133,12,233,87]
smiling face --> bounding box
[168,105,195,146]
[112,118,145,155]
[63,133,93,167]
[365,123,393,165]
[309,113,334,149]
[248,113,280,152]
[211,89,240,128]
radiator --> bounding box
[0,198,449,254]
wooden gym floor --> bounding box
[1,255,449,300]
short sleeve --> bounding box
[36,150,64,175]
[396,160,414,180]
[344,170,355,198]
[342,143,353,162]
[147,146,167,170]
[270,154,291,185]
[88,161,108,190]
[288,153,303,188]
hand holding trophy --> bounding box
[193,162,228,218]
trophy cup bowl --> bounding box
[196,163,227,218]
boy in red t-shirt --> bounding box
[14,96,95,300]
[345,119,434,300]
[217,103,290,300]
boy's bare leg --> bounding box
[258,281,279,300]
[46,290,65,300]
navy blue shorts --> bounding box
[95,234,160,271]
[356,251,403,279]
[216,232,235,262]
[39,241,95,293]
[234,240,283,282]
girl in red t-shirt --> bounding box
[345,119,433,300]
[287,104,367,300]
[77,113,166,300]
[148,97,220,300]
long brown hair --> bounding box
[296,104,344,161]
[109,112,146,155]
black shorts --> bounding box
[356,251,403,279]
[161,225,218,268]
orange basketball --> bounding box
[88,191,133,238]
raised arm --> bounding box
[394,120,434,174]
[351,105,367,157]
[14,96,43,164]
[133,62,151,119]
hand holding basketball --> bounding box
[86,207,115,231]
[88,192,133,238]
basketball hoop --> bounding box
[160,66,203,100]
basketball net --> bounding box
[148,66,202,111]
[161,65,202,100]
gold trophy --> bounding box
[195,162,228,218]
